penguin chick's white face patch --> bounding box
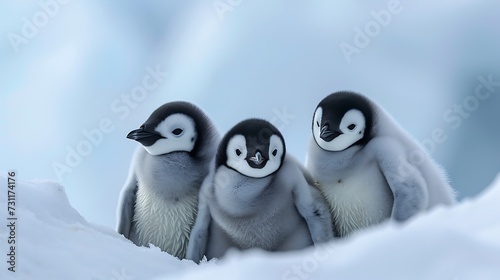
[314,107,366,152]
[226,135,284,178]
[143,113,197,156]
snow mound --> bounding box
[0,176,195,280]
[175,174,500,280]
[1,174,500,280]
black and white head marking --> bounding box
[313,91,373,152]
[216,119,286,178]
[127,101,210,156]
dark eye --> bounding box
[172,128,183,135]
[272,149,278,156]
[316,121,320,127]
[235,149,242,156]
[347,124,356,131]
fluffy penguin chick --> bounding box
[116,101,219,259]
[186,119,333,263]
[306,91,456,237]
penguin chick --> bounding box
[116,101,219,259]
[187,119,333,263]
[306,91,456,237]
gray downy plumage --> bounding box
[116,101,219,259]
[187,119,333,263]
[306,91,456,237]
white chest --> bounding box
[319,162,394,237]
[133,187,198,259]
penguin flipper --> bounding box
[186,173,213,263]
[371,137,429,222]
[293,157,317,187]
[288,162,334,244]
[116,174,138,238]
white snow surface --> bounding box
[1,174,500,280]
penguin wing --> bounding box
[298,161,317,187]
[370,137,429,221]
[116,174,138,238]
[186,170,214,263]
[287,155,318,187]
[285,159,334,243]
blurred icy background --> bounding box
[1,0,499,228]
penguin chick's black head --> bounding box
[216,119,286,178]
[313,91,374,151]
[127,101,213,157]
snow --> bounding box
[1,174,500,280]
[0,177,196,280]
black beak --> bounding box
[127,127,164,145]
[320,124,341,142]
[246,150,267,169]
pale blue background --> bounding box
[1,0,499,228]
